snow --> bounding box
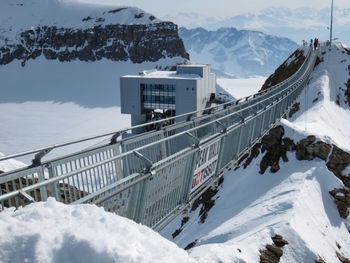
[125,70,200,80]
[0,0,161,44]
[0,102,129,164]
[0,198,195,263]
[0,152,26,172]
[217,77,266,100]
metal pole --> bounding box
[330,0,334,45]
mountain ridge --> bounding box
[0,0,188,66]
[179,26,298,77]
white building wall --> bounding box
[120,77,142,115]
[120,64,216,130]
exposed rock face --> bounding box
[346,78,350,105]
[288,102,300,118]
[0,23,189,66]
[294,137,350,187]
[260,235,288,263]
[261,49,306,91]
[329,188,350,218]
[327,145,350,187]
[314,55,324,68]
[316,257,327,263]
[259,126,289,174]
[337,252,350,263]
[295,136,332,161]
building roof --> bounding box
[123,70,201,80]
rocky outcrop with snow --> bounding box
[0,0,188,66]
[179,27,298,77]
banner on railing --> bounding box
[191,139,221,191]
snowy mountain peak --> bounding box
[179,27,298,77]
[0,0,188,66]
[1,0,160,41]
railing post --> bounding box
[38,167,48,202]
[46,163,60,201]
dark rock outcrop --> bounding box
[0,22,189,66]
[337,252,350,263]
[326,145,350,187]
[259,126,291,174]
[292,136,350,187]
[345,78,350,105]
[315,257,327,263]
[288,102,300,118]
[314,55,324,68]
[191,176,223,224]
[184,240,197,251]
[171,216,189,239]
[329,188,350,218]
[295,136,332,161]
[260,235,288,263]
[261,49,306,91]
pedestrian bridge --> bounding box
[0,46,317,230]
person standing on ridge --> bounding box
[314,38,319,50]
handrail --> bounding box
[0,47,312,163]
[0,46,317,230]
[0,47,316,203]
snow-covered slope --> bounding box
[0,198,195,263]
[0,0,160,43]
[161,43,350,262]
[179,27,298,77]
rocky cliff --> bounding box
[0,22,188,66]
[0,1,189,66]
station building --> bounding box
[120,64,216,132]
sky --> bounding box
[80,0,349,18]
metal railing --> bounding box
[0,46,317,230]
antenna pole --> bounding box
[330,0,334,45]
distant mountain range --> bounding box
[165,7,350,46]
[179,27,298,77]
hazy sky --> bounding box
[80,0,349,17]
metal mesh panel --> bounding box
[138,152,195,227]
[49,144,121,203]
[0,167,45,208]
